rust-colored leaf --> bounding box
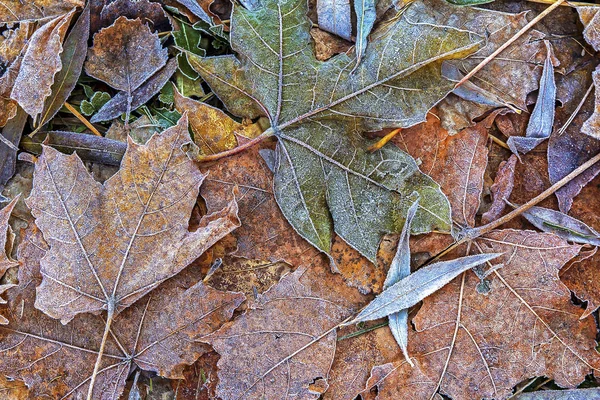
[366,230,600,400]
[202,257,367,400]
[482,154,517,224]
[10,9,75,118]
[200,143,319,267]
[27,114,239,323]
[0,196,18,277]
[99,0,171,32]
[0,223,245,399]
[0,0,82,23]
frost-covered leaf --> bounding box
[26,115,240,323]
[190,0,483,262]
[317,0,351,41]
[366,230,599,400]
[0,0,83,24]
[0,224,244,399]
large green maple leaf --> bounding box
[188,0,482,262]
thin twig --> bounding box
[527,0,594,6]
[557,82,594,136]
[337,321,389,341]
[455,0,566,88]
[63,103,103,137]
[432,150,600,263]
[0,134,18,152]
[488,134,510,150]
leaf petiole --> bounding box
[196,128,276,163]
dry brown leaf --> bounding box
[394,111,490,228]
[577,6,600,52]
[26,114,239,323]
[10,9,74,118]
[0,223,245,399]
[99,0,171,32]
[481,154,517,224]
[0,375,28,400]
[367,230,599,400]
[172,350,221,400]
[205,256,291,298]
[0,197,17,278]
[406,0,546,133]
[0,0,82,23]
[84,16,168,118]
[201,143,319,267]
[202,256,367,400]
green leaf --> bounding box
[80,100,95,116]
[90,91,111,110]
[189,0,483,262]
[354,0,376,65]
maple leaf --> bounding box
[202,257,368,400]
[188,0,484,262]
[26,114,240,395]
[366,230,600,400]
[0,223,245,399]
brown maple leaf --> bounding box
[366,230,600,400]
[25,114,240,395]
[201,143,319,267]
[0,223,245,399]
[202,256,367,400]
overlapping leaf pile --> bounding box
[1,0,600,399]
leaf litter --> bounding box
[1,0,600,399]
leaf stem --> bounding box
[87,302,115,400]
[526,0,594,6]
[196,128,275,162]
[63,102,103,137]
[455,0,566,88]
[368,128,402,152]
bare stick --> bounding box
[455,0,566,88]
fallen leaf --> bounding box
[172,350,220,400]
[189,0,484,262]
[482,154,517,224]
[172,0,212,24]
[577,6,600,52]
[84,16,168,120]
[202,258,366,400]
[549,65,600,213]
[99,0,171,32]
[394,111,491,228]
[354,0,376,65]
[173,87,238,155]
[350,252,501,323]
[90,57,178,123]
[0,223,245,399]
[0,375,28,399]
[383,198,419,365]
[316,0,351,41]
[367,230,599,400]
[515,388,600,400]
[310,27,352,61]
[10,9,75,118]
[27,114,239,323]
[36,4,90,130]
[0,0,83,23]
[200,143,319,267]
[407,0,546,132]
[507,41,556,156]
[582,65,600,141]
[0,109,27,186]
[0,196,17,277]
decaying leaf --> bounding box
[549,66,600,213]
[99,0,171,32]
[354,0,376,66]
[482,154,517,224]
[10,9,75,118]
[85,16,168,120]
[408,0,546,133]
[202,258,366,400]
[27,114,239,323]
[577,6,600,52]
[90,57,178,123]
[201,143,319,267]
[367,230,599,400]
[0,0,83,24]
[582,65,600,141]
[0,223,245,399]
[0,196,17,278]
[36,4,91,130]
[189,0,484,262]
